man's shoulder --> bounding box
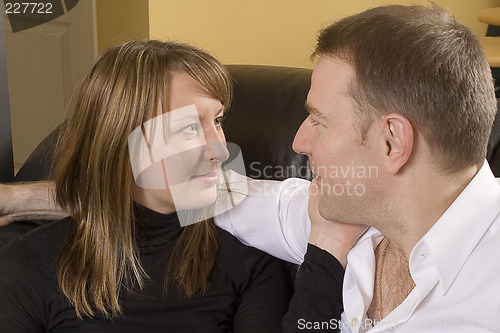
[473,213,500,255]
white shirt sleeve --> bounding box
[215,172,311,265]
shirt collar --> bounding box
[351,162,500,294]
[355,226,382,246]
[411,161,500,294]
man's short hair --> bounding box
[314,4,497,172]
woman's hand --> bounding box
[0,182,68,226]
[307,178,367,268]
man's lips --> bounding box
[191,170,220,185]
[311,167,321,180]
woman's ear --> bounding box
[381,113,413,174]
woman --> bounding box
[0,40,291,332]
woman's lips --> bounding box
[191,171,220,185]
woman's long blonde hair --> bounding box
[52,40,232,318]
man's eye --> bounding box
[309,115,320,127]
[178,123,199,135]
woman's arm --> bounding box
[216,175,366,266]
[282,244,345,333]
[226,178,366,332]
[231,243,346,333]
[228,236,293,333]
[282,179,367,332]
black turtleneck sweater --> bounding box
[0,206,293,332]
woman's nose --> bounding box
[204,141,229,163]
[203,127,229,163]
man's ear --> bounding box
[381,113,413,174]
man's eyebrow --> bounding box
[304,102,326,119]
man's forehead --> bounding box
[306,57,357,121]
[310,57,354,96]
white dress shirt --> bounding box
[216,173,311,264]
[215,162,500,332]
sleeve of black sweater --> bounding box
[283,244,345,333]
[220,230,292,333]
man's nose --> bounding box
[292,118,313,156]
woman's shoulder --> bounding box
[215,226,289,278]
[214,226,293,303]
[216,226,266,260]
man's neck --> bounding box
[376,164,480,258]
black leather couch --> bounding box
[3,64,500,247]
[14,65,313,183]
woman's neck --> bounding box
[132,184,176,215]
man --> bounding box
[309,5,499,331]
[218,4,500,332]
[1,4,499,332]
[307,3,500,329]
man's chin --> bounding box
[318,197,351,224]
[318,197,335,221]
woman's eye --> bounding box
[177,123,199,135]
[214,116,224,127]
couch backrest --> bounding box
[15,65,314,183]
[14,65,500,182]
[223,65,312,181]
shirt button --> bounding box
[351,317,359,328]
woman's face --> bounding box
[130,71,229,215]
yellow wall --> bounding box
[96,0,149,54]
[148,0,500,68]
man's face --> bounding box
[292,56,380,224]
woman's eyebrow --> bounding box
[199,108,225,121]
